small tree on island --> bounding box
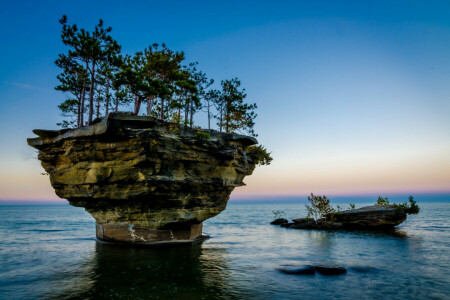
[376,195,420,215]
[305,193,336,222]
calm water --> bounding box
[0,202,449,299]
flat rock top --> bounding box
[28,112,258,148]
[340,205,397,214]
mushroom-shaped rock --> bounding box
[28,112,257,245]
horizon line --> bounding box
[1,191,449,205]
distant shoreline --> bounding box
[1,193,450,205]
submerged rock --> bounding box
[279,265,346,276]
[314,266,347,275]
[28,112,257,245]
[279,266,316,275]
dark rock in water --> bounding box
[315,266,347,275]
[292,218,314,224]
[327,205,407,229]
[28,112,258,245]
[271,205,407,230]
[280,265,347,276]
[271,218,289,225]
[279,266,316,275]
[289,218,318,229]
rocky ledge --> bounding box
[28,112,257,245]
[273,205,407,230]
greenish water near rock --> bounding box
[0,202,449,299]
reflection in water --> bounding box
[1,203,449,300]
[51,243,239,299]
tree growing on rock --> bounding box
[58,15,120,125]
[214,78,257,136]
[55,54,89,128]
[305,193,336,222]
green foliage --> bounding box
[375,195,420,215]
[55,16,264,144]
[394,195,420,215]
[194,130,210,141]
[272,210,285,220]
[348,203,356,210]
[376,196,390,206]
[213,78,258,136]
[305,193,336,222]
[245,145,273,166]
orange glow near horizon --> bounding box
[1,145,449,202]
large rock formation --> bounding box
[28,112,257,244]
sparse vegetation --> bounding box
[376,196,390,206]
[375,195,420,215]
[245,145,273,166]
[272,210,285,220]
[305,193,336,222]
[194,130,210,141]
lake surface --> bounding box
[0,202,449,299]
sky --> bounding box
[0,0,449,202]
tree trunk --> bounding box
[96,96,100,119]
[185,100,189,126]
[80,63,87,127]
[207,100,210,130]
[219,107,223,132]
[160,98,164,120]
[88,61,96,125]
[147,96,154,116]
[134,95,141,115]
[115,94,119,112]
[189,100,194,128]
[225,102,229,133]
[76,91,81,128]
[105,78,110,116]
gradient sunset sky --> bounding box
[0,0,449,202]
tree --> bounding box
[59,15,120,125]
[245,145,273,166]
[205,89,221,130]
[55,54,89,127]
[305,193,336,222]
[114,53,146,115]
[148,44,185,120]
[214,78,258,136]
[186,62,213,128]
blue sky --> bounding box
[0,0,449,201]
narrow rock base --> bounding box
[96,222,205,245]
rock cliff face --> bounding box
[28,112,257,244]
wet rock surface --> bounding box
[28,112,257,244]
[273,205,408,230]
[270,218,288,225]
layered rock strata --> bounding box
[28,112,257,244]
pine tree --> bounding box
[187,62,213,128]
[215,78,257,136]
[59,15,120,125]
[55,54,89,127]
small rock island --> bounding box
[28,112,258,245]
